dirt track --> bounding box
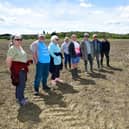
[0,39,129,129]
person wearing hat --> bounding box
[80,33,93,73]
[92,34,101,70]
[48,35,63,85]
[100,36,110,67]
[6,34,32,106]
[32,33,51,96]
[61,37,71,69]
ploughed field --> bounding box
[0,39,129,129]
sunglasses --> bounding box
[56,39,59,41]
[15,39,22,41]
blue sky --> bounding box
[0,0,129,34]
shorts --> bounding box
[71,56,80,64]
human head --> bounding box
[93,34,97,40]
[14,34,22,46]
[103,35,107,40]
[38,33,45,41]
[64,37,69,43]
[84,33,89,40]
[51,35,59,44]
[71,34,77,41]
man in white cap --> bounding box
[31,33,51,95]
[92,34,101,70]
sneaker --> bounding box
[34,91,39,96]
[20,99,28,106]
[55,78,64,83]
[43,86,51,90]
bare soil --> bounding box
[0,39,129,129]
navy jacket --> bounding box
[101,40,110,53]
[92,39,101,54]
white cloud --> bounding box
[80,2,92,7]
[118,5,129,19]
[79,0,93,7]
[0,1,129,34]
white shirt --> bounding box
[61,42,70,54]
[73,41,80,54]
[30,40,38,53]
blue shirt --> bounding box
[48,42,61,65]
[37,41,50,63]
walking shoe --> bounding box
[34,91,39,96]
[20,99,28,106]
[55,78,64,83]
[43,86,51,90]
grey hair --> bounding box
[51,35,59,42]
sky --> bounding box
[0,0,129,34]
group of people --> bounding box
[6,33,110,106]
[62,33,110,78]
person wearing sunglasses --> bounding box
[48,35,63,86]
[6,34,32,106]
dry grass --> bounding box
[0,39,129,129]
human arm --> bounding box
[48,44,56,58]
[33,43,38,64]
[6,56,13,72]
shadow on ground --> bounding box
[17,102,41,123]
[99,69,114,74]
[88,72,107,79]
[107,66,123,71]
[56,82,79,94]
[42,90,66,107]
[77,77,96,85]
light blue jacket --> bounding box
[48,42,62,65]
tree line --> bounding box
[0,31,129,40]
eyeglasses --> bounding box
[56,39,59,41]
[15,39,22,41]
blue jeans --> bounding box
[64,53,71,68]
[34,62,49,92]
[16,70,26,101]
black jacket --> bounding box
[101,40,110,53]
[68,41,81,58]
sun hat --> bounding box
[38,33,45,38]
[93,34,97,38]
[14,34,22,40]
[84,33,89,37]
